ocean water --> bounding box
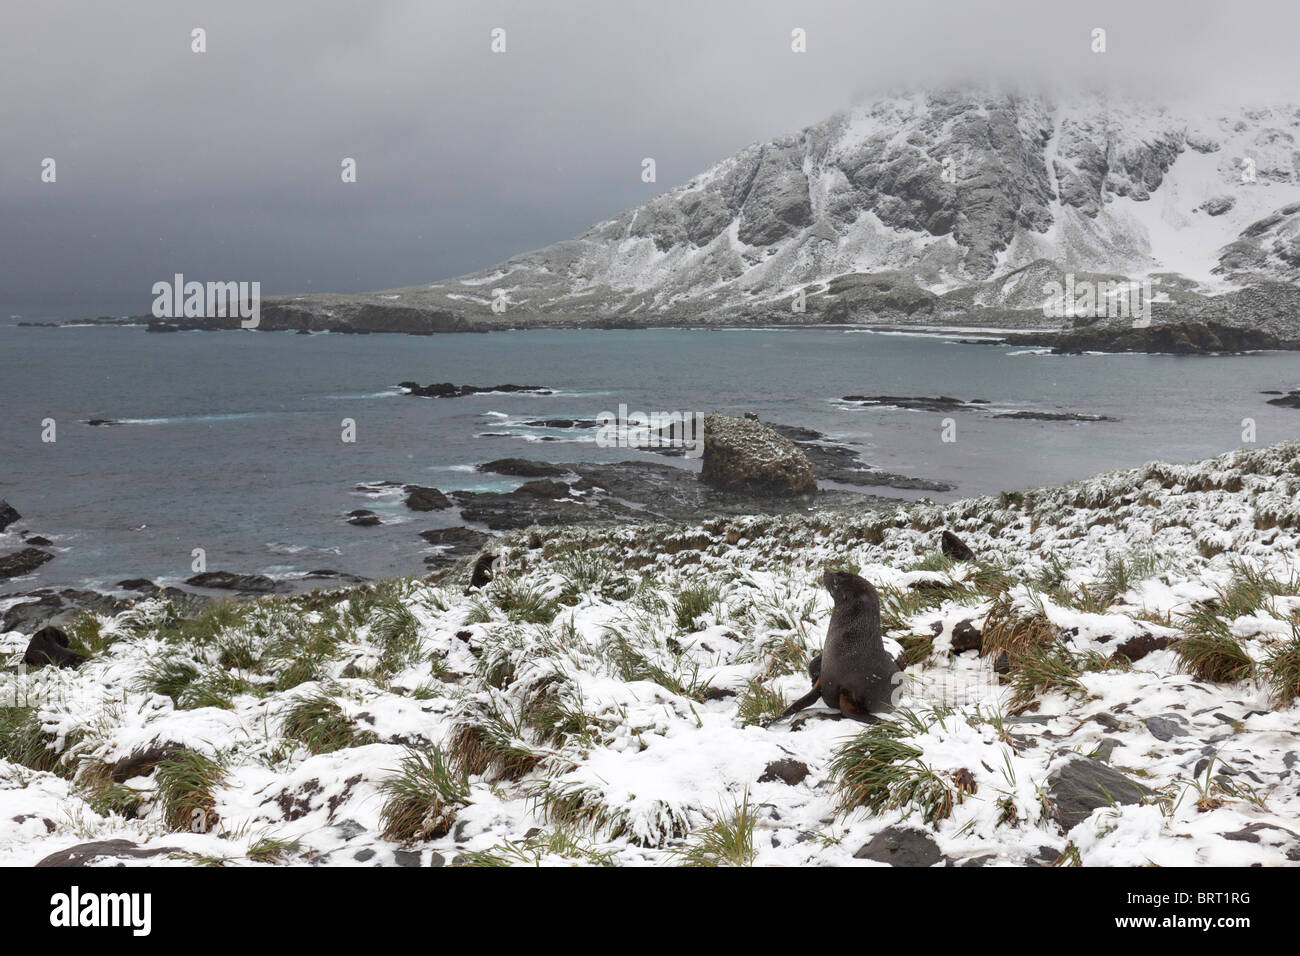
[2,324,1298,592]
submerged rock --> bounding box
[700,412,817,497]
[398,382,552,398]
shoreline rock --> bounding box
[700,412,817,497]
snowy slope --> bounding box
[271,90,1300,327]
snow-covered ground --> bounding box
[3,442,1300,866]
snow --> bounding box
[4,441,1300,865]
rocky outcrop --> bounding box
[699,413,817,497]
[0,548,54,580]
[404,486,452,511]
[1005,321,1293,355]
[0,500,19,531]
[184,571,284,593]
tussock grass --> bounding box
[676,792,755,867]
[246,835,303,863]
[736,679,788,727]
[1174,608,1255,683]
[1263,625,1300,707]
[448,704,543,781]
[0,707,64,774]
[281,692,378,755]
[830,711,958,824]
[980,592,1057,660]
[1213,562,1299,620]
[674,581,721,631]
[379,747,470,843]
[491,579,560,625]
[155,749,227,832]
[459,827,615,867]
[1007,642,1085,711]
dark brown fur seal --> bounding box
[769,571,901,724]
[940,530,974,561]
[466,552,499,591]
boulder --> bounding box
[475,458,566,478]
[758,758,809,786]
[1047,756,1149,830]
[403,485,452,511]
[700,413,817,497]
[0,500,20,531]
[853,827,942,866]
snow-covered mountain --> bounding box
[268,89,1300,330]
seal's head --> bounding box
[822,569,880,608]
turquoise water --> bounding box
[2,324,1297,591]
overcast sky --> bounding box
[2,0,1297,317]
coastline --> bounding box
[4,441,1300,866]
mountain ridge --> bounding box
[245,89,1300,337]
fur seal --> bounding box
[940,530,974,561]
[770,571,900,723]
[23,625,82,669]
[466,552,499,591]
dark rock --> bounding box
[184,571,283,593]
[23,535,52,547]
[475,458,566,478]
[394,849,423,867]
[1145,715,1189,741]
[1266,390,1300,409]
[1114,632,1172,663]
[940,530,975,561]
[0,500,21,531]
[85,418,122,426]
[1006,321,1290,356]
[516,479,570,498]
[700,412,817,497]
[992,411,1115,422]
[420,527,492,567]
[347,509,382,526]
[23,626,82,669]
[404,486,452,511]
[841,395,977,412]
[115,578,159,593]
[354,848,376,862]
[0,548,54,580]
[852,827,942,867]
[399,382,552,398]
[758,758,809,786]
[1047,756,1150,830]
[2,593,63,632]
[35,840,181,867]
